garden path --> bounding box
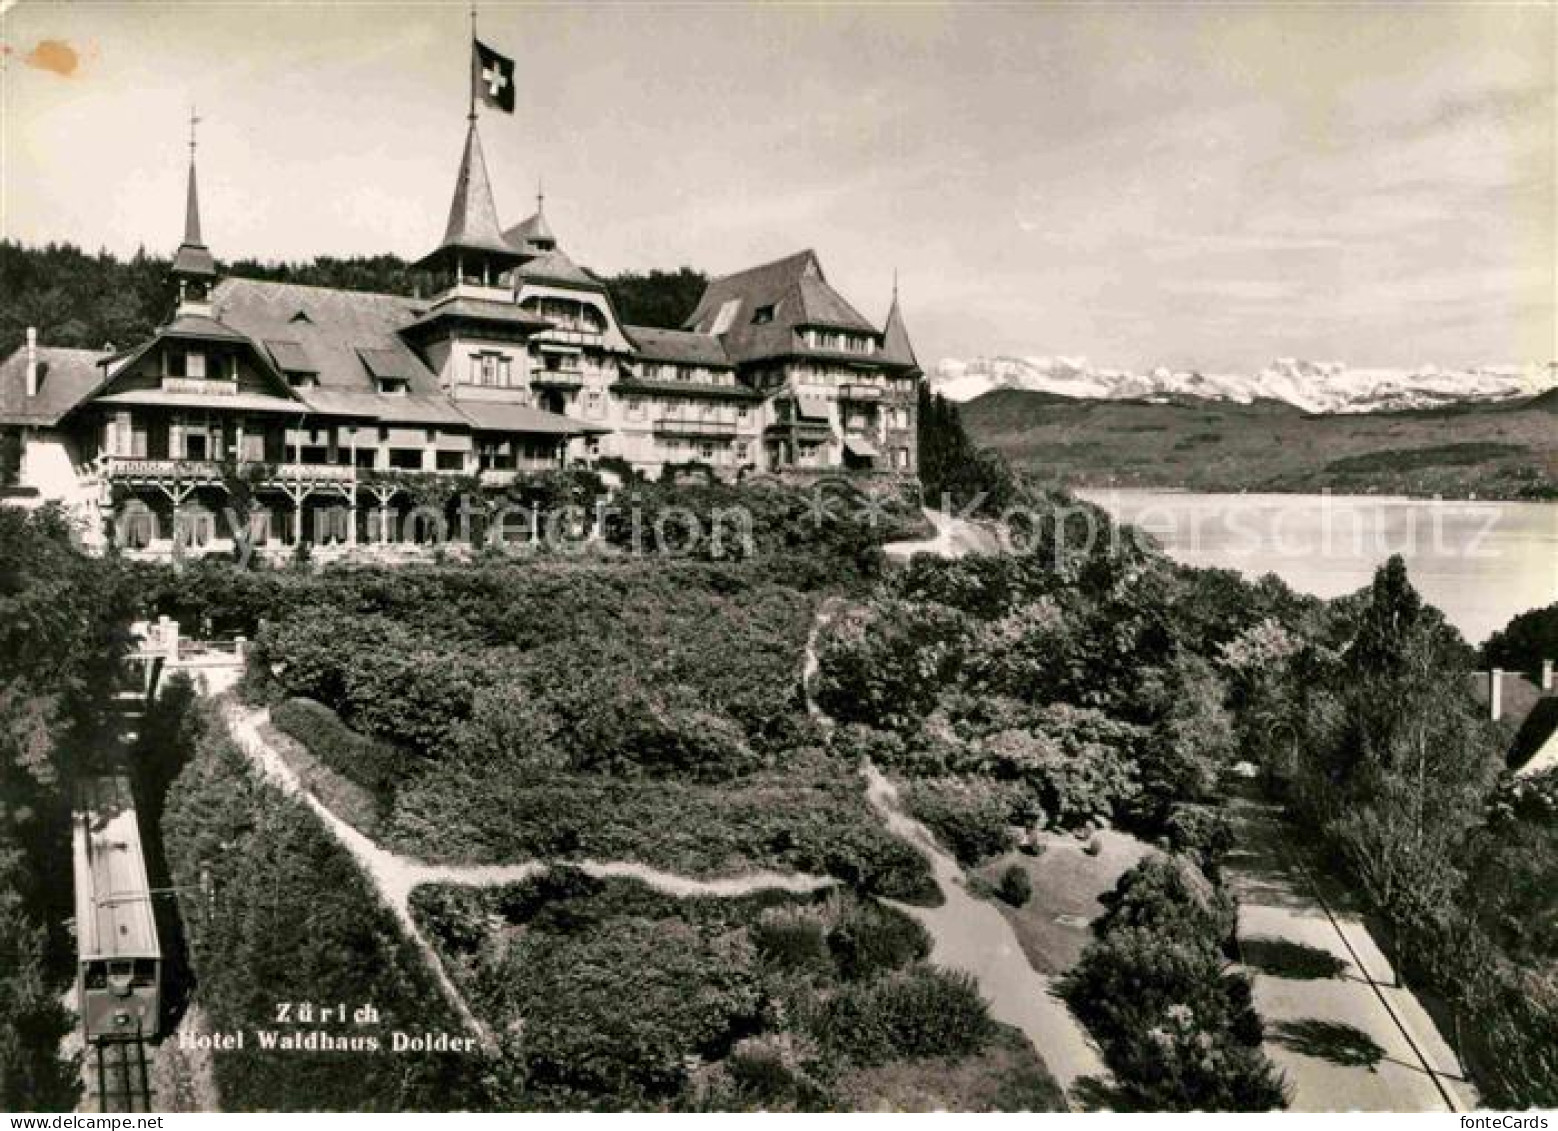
[883,506,1002,561]
[1224,784,1479,1112]
[221,702,835,1050]
[802,586,1110,1104]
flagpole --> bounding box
[468,1,478,124]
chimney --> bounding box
[25,327,38,397]
[1543,659,1554,692]
[1489,667,1503,722]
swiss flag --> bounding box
[472,39,515,114]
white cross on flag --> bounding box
[472,39,515,113]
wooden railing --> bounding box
[654,418,738,439]
[101,458,356,484]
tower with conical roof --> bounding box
[412,121,526,291]
[171,108,217,314]
[880,273,921,375]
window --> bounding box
[186,350,207,379]
[626,397,645,422]
[298,445,328,465]
[710,299,740,335]
[751,304,775,325]
[389,448,422,470]
[699,442,716,461]
[895,447,910,469]
[585,390,605,419]
[734,441,749,463]
[436,450,465,472]
[737,406,749,423]
[379,378,408,396]
[185,432,208,461]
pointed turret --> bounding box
[504,183,557,254]
[881,276,920,374]
[171,111,217,311]
[413,120,524,282]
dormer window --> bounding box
[751,304,775,325]
[378,378,409,396]
[167,348,207,379]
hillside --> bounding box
[961,389,1558,499]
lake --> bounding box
[1076,489,1558,645]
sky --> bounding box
[1,1,1553,372]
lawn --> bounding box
[973,829,1156,975]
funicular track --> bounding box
[92,1036,154,1113]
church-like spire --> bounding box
[184,158,203,246]
[171,107,217,295]
[881,273,919,372]
[414,120,523,279]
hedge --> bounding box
[270,696,411,810]
[161,704,496,1110]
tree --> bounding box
[603,267,708,329]
[1483,602,1558,676]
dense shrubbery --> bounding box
[814,967,995,1065]
[1225,556,1557,1107]
[601,475,925,589]
[411,872,1033,1111]
[813,504,1260,861]
[1061,857,1286,1111]
[270,697,410,814]
[162,703,497,1110]
[237,557,941,900]
[1482,602,1558,676]
[388,757,937,904]
[0,507,136,1109]
[899,777,1026,865]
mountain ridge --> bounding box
[932,355,1558,415]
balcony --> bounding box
[839,384,884,402]
[531,369,586,389]
[654,418,738,439]
[537,326,602,345]
[101,457,356,487]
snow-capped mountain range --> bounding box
[931,356,1558,414]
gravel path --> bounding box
[222,701,836,1048]
[1225,785,1479,1112]
[884,506,1003,561]
[802,584,1109,1104]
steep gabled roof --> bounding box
[212,277,443,396]
[682,249,879,365]
[0,345,110,425]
